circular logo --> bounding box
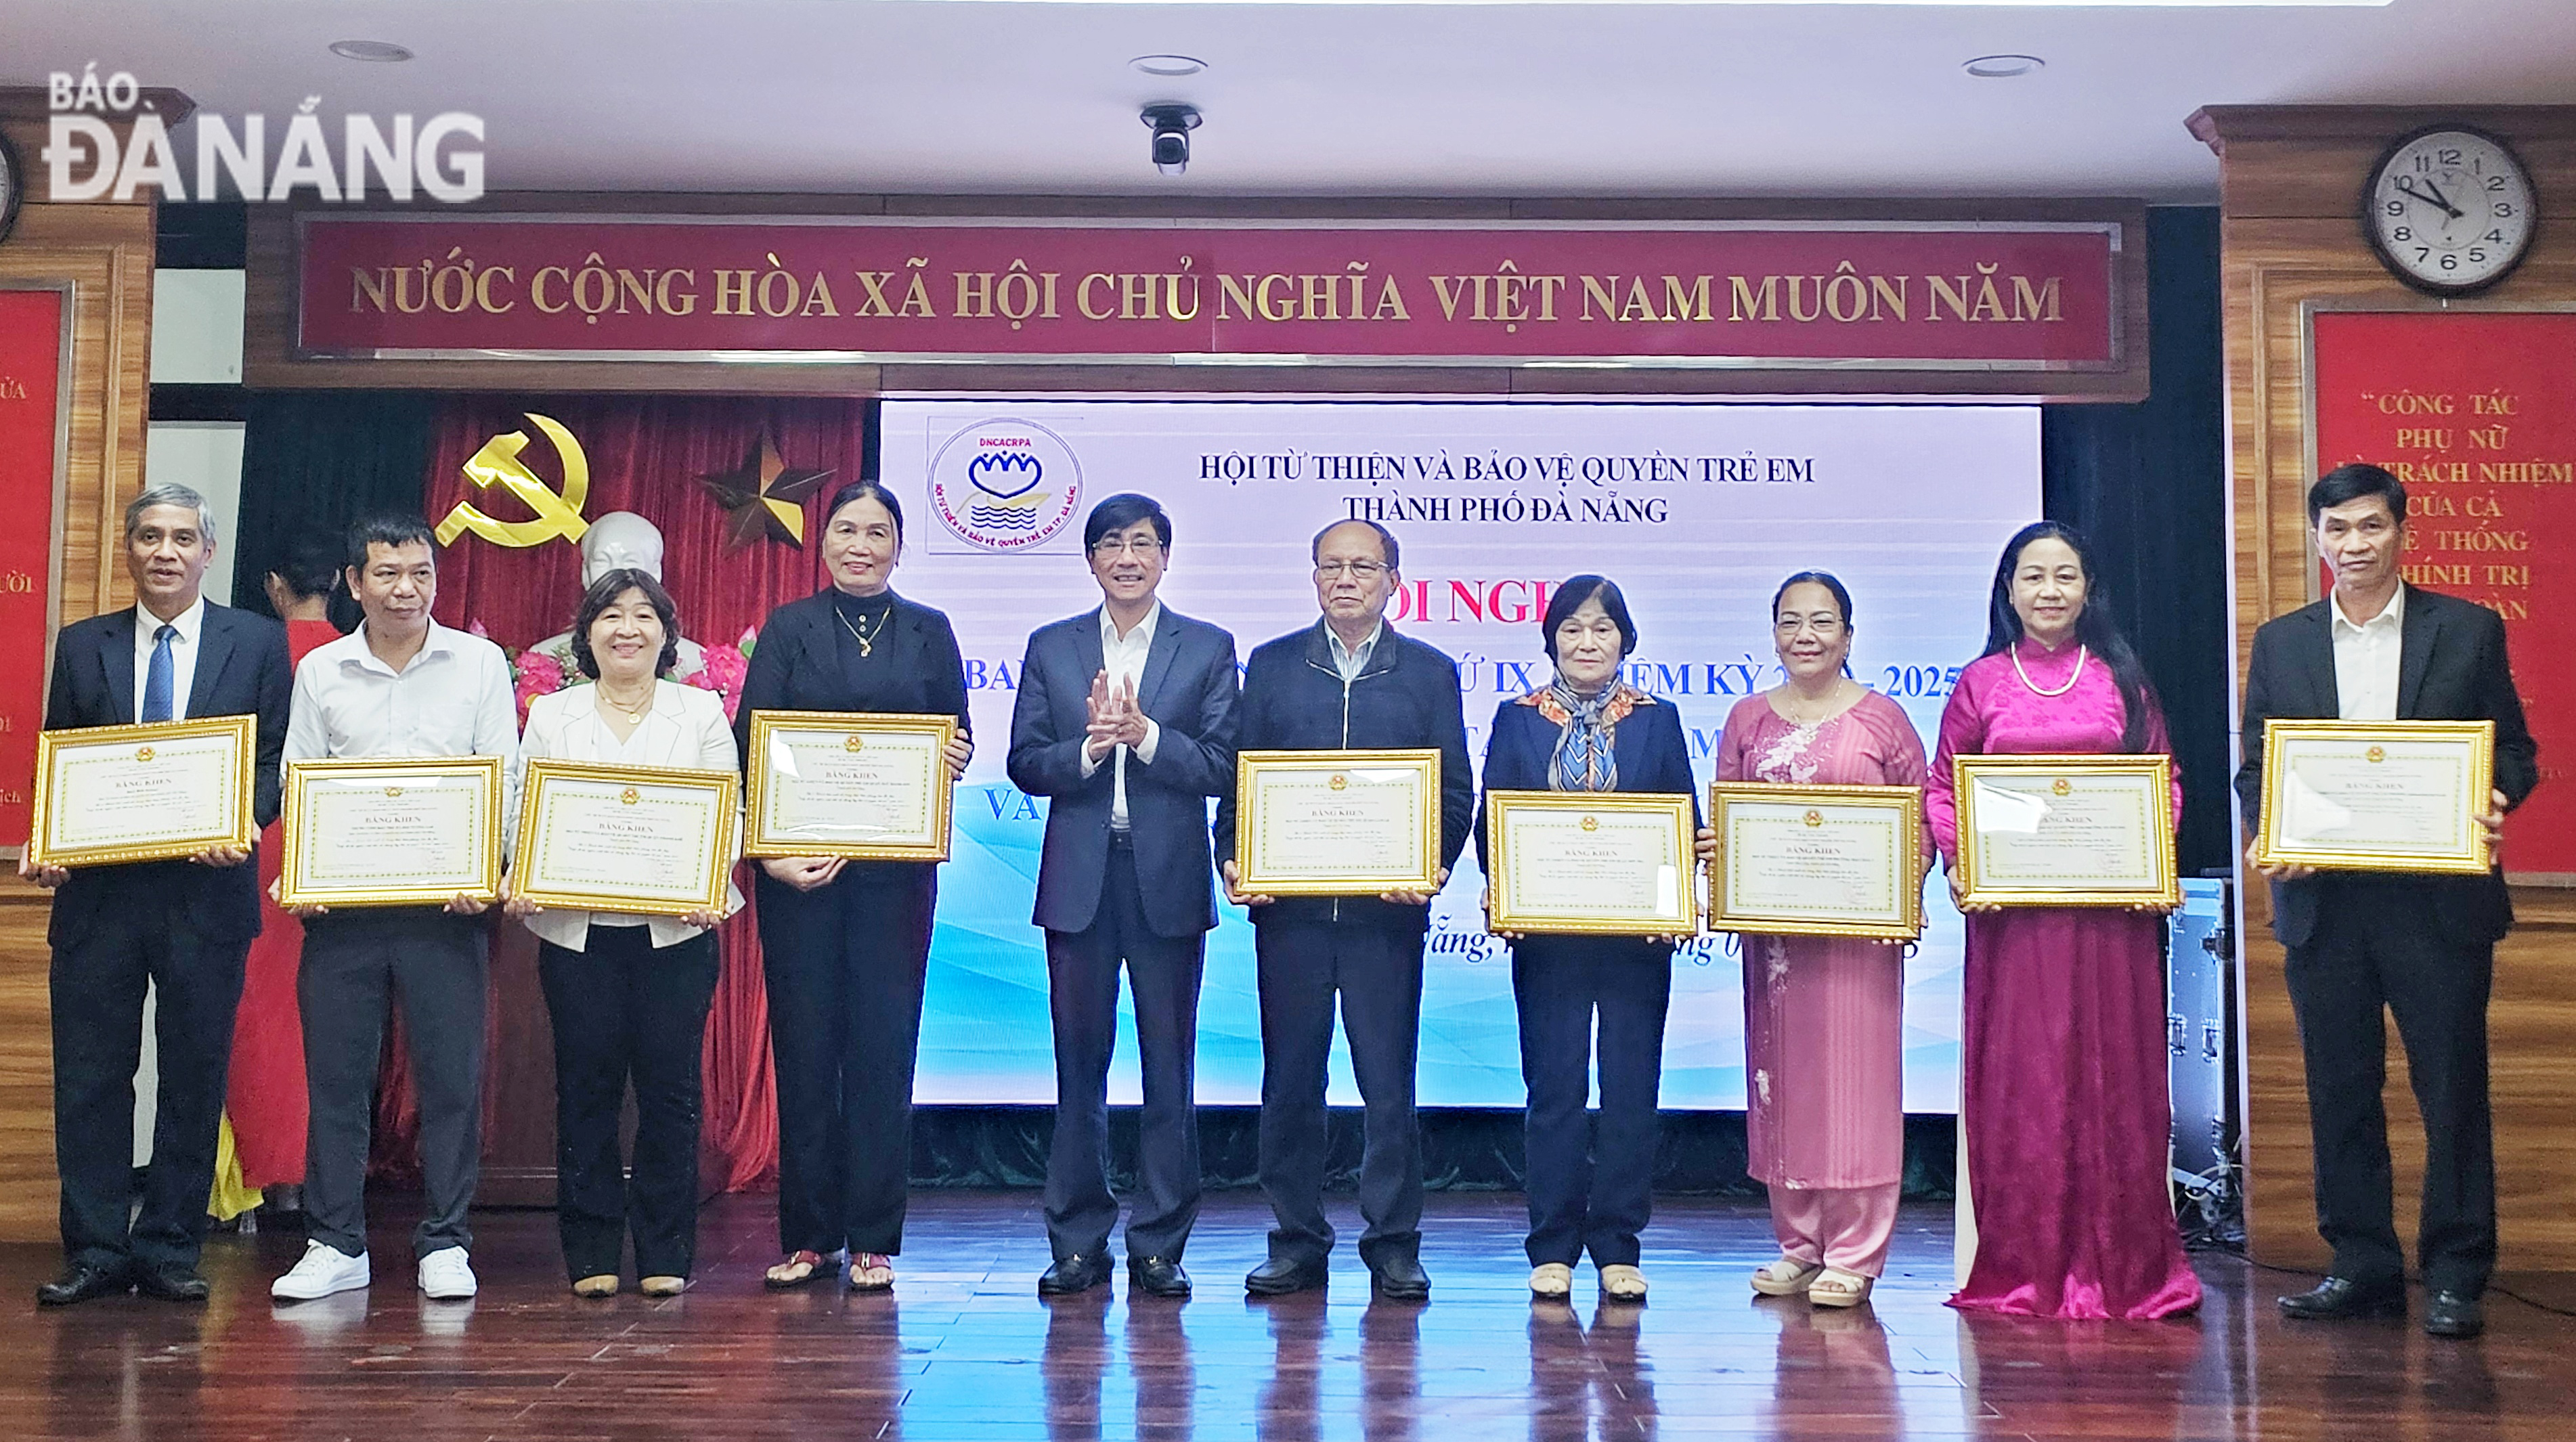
[2051,778,2072,797]
[619,787,640,806]
[135,745,155,762]
[384,786,405,799]
[1579,816,1599,832]
[1328,774,1349,791]
[845,735,866,753]
[2365,745,2387,764]
[927,418,1083,552]
[1802,809,1822,828]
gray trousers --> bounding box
[299,908,488,1260]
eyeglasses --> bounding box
[1313,561,1389,581]
[1090,536,1165,558]
[1773,614,1846,636]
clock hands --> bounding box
[2395,174,2466,220]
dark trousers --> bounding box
[1254,919,1426,1269]
[2284,881,2497,1296]
[1043,837,1206,1264]
[756,866,934,1257]
[299,908,488,1260]
[50,897,247,1273]
[1511,935,1673,1269]
[537,926,722,1281]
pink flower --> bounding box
[685,644,750,722]
[510,647,571,725]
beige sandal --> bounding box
[1599,1264,1649,1303]
[848,1252,895,1292]
[1809,1266,1873,1308]
[1528,1263,1574,1298]
[1751,1257,1824,1296]
[638,1275,688,1297]
[571,1273,619,1298]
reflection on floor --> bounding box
[7,1190,2570,1440]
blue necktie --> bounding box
[141,624,175,722]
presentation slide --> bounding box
[877,400,2039,1111]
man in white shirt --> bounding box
[1007,494,1240,1299]
[24,485,292,1306]
[269,516,521,1305]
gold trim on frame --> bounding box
[1707,781,1925,942]
[2254,718,2495,875]
[510,758,741,917]
[26,715,258,868]
[1952,753,2179,909]
[741,709,958,862]
[1233,748,1443,897]
[1484,789,1698,938]
[278,756,504,908]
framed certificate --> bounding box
[2254,719,2495,875]
[1708,783,1923,941]
[26,716,257,868]
[511,758,741,917]
[1234,749,1441,897]
[1952,753,2179,908]
[280,756,504,908]
[743,709,957,861]
[1484,790,1696,937]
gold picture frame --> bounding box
[1484,789,1698,938]
[2254,718,2495,875]
[1952,753,2178,909]
[1233,748,1443,897]
[279,756,504,908]
[510,758,741,917]
[741,709,958,862]
[1707,781,1924,942]
[26,715,258,868]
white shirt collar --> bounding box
[1099,599,1163,649]
[1326,618,1384,662]
[346,617,460,675]
[2331,584,2404,635]
[135,594,206,644]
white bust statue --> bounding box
[529,512,705,680]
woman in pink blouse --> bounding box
[1716,573,1927,1308]
[1925,523,2200,1320]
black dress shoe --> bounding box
[1037,1252,1112,1296]
[1244,1256,1329,1296]
[1129,1256,1192,1298]
[2424,1290,2485,1339]
[133,1264,211,1303]
[37,1264,132,1307]
[2278,1275,2407,1321]
[1369,1255,1431,1303]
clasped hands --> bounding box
[1083,670,1150,764]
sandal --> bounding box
[1810,1266,1874,1308]
[848,1252,895,1292]
[1599,1264,1649,1303]
[571,1274,619,1299]
[764,1250,830,1290]
[1751,1257,1824,1296]
[638,1275,689,1297]
[1528,1263,1574,1298]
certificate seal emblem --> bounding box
[135,745,154,762]
[927,418,1083,552]
[1802,809,1822,827]
[1329,774,1349,791]
[2365,745,2387,764]
[620,787,640,805]
[2051,778,2072,797]
[1579,815,1599,831]
[384,786,404,799]
[845,735,865,752]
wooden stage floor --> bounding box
[5,1189,2570,1440]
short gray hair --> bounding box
[124,484,217,547]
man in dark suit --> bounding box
[1009,494,1239,1301]
[1214,519,1472,1303]
[2237,463,2539,1340]
[20,484,292,1305]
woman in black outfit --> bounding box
[737,479,973,1293]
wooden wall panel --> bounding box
[2193,104,2576,1273]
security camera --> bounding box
[1141,104,1201,177]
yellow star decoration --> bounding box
[699,434,833,550]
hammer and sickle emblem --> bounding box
[434,412,592,548]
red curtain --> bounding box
[407,395,866,1194]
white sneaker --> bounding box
[272,1240,371,1301]
[418,1246,478,1300]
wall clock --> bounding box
[0,130,21,248]
[2362,124,2537,297]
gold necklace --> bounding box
[838,603,891,657]
[596,681,654,720]
[1774,680,1848,725]
[2011,642,2087,698]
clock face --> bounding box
[2364,126,2537,296]
[0,131,20,247]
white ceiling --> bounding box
[9,1,2576,202]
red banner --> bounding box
[294,213,2121,370]
[0,288,66,853]
[2310,309,2575,879]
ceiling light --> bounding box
[1132,55,1208,78]
[1964,55,2045,79]
[328,40,414,62]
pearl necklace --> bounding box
[2011,642,2087,698]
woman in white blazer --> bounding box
[504,567,742,1299]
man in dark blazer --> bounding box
[20,485,291,1305]
[1213,518,1472,1303]
[1009,494,1239,1301]
[2237,463,2539,1341]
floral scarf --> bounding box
[1530,680,1647,793]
